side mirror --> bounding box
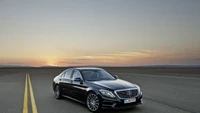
[114,75,118,79]
[74,77,82,82]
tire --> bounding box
[54,85,63,99]
[86,92,101,113]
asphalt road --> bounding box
[0,68,200,113]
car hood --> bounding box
[90,79,136,90]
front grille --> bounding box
[115,89,138,99]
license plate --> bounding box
[124,98,136,104]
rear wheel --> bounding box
[86,92,101,113]
[54,85,62,99]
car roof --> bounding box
[74,67,103,70]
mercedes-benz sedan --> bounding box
[53,67,143,112]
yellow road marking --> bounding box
[23,74,28,113]
[28,74,38,113]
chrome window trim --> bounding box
[114,88,139,99]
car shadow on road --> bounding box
[61,97,142,113]
[101,107,142,113]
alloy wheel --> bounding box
[87,93,100,112]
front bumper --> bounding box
[100,92,143,109]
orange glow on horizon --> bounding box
[0,50,199,67]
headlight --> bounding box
[135,85,141,93]
[99,89,115,98]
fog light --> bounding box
[111,103,117,108]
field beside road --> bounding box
[0,67,200,113]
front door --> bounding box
[70,70,87,102]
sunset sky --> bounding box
[0,0,200,66]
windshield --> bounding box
[80,70,116,81]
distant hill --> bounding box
[126,65,200,68]
[0,65,33,68]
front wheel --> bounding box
[86,92,101,113]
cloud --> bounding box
[56,50,158,66]
[55,49,200,66]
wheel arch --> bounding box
[85,89,102,103]
[53,82,59,91]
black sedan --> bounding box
[53,67,143,112]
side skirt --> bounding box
[62,95,85,105]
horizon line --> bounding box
[0,64,200,68]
